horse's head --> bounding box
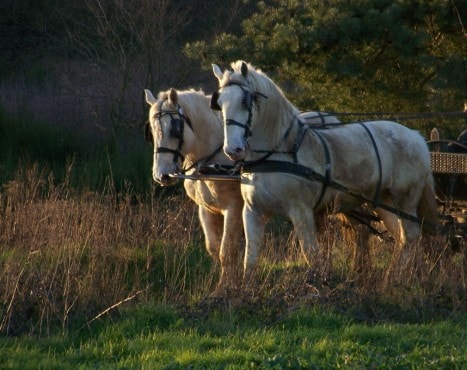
[211,61,266,161]
[144,88,193,186]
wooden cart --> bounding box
[427,128,467,235]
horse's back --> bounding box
[300,111,341,125]
[309,120,432,193]
[368,120,431,167]
[322,120,430,164]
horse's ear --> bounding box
[240,62,248,78]
[168,88,178,106]
[144,89,157,105]
[212,64,223,81]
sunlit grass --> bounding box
[0,304,465,369]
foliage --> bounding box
[0,108,153,193]
[185,0,466,116]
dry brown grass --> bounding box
[227,210,466,319]
[0,164,465,336]
[0,164,214,336]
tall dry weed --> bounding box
[0,163,465,335]
[238,214,465,316]
[0,163,210,336]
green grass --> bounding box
[0,107,153,194]
[0,304,465,369]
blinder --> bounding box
[211,82,268,141]
[211,84,256,112]
[144,120,153,143]
[210,91,221,111]
[169,117,184,140]
[147,108,191,143]
[243,90,254,110]
[144,116,181,144]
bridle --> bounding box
[212,80,302,162]
[211,81,267,140]
[145,99,193,164]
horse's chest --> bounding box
[185,181,239,213]
[241,173,317,214]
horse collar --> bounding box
[251,115,304,163]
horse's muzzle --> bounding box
[155,173,178,186]
[224,145,246,161]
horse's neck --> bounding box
[247,71,328,167]
[180,98,225,163]
[249,92,298,158]
[186,113,223,162]
[251,109,327,170]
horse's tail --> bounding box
[417,176,440,235]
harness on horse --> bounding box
[211,81,268,139]
[145,99,194,164]
[241,123,383,210]
[146,98,230,178]
[212,80,440,229]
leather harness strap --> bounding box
[241,159,435,227]
[154,99,194,163]
[242,159,330,210]
[310,129,331,209]
[357,122,382,207]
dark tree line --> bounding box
[0,0,465,139]
[186,0,466,118]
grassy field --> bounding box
[0,109,466,369]
[0,161,465,369]
[1,303,465,369]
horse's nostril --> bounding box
[161,174,171,182]
[235,147,243,153]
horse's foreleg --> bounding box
[198,207,223,261]
[217,205,244,291]
[242,205,267,282]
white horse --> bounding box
[211,60,439,282]
[145,87,371,291]
[145,88,243,292]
